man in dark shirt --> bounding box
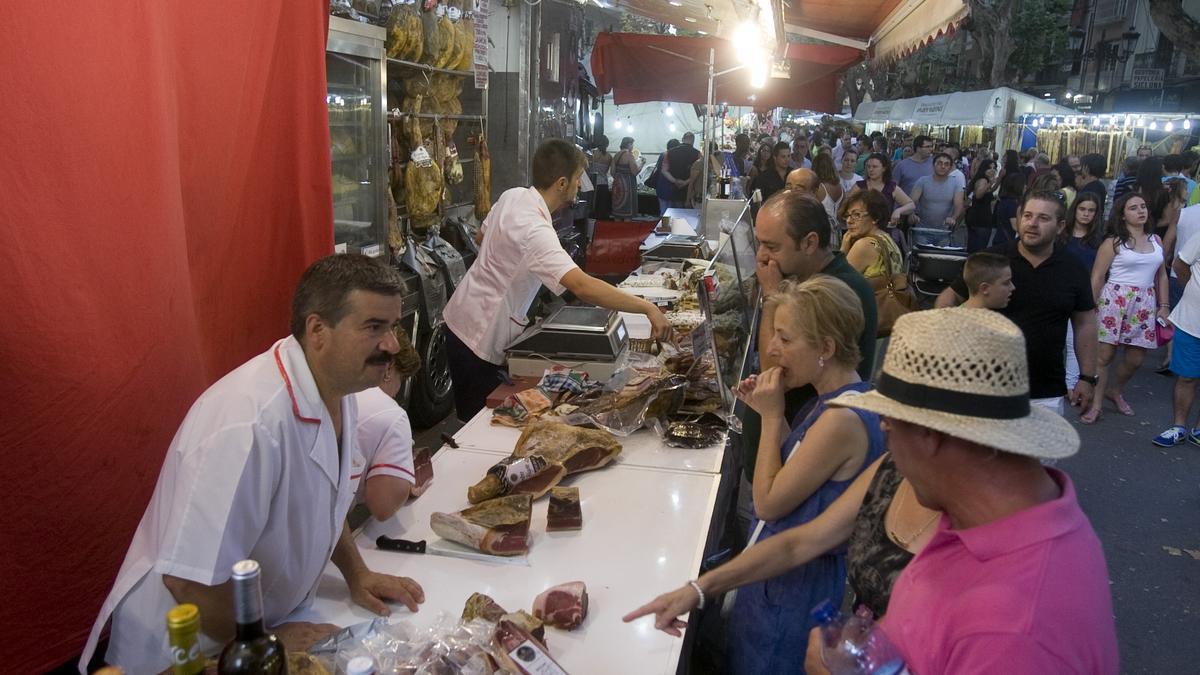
[751,142,792,202]
[741,190,878,475]
[662,131,701,206]
[937,190,1098,415]
[1078,153,1109,213]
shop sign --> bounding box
[871,102,893,120]
[1131,68,1164,90]
[912,95,950,122]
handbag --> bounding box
[644,155,662,189]
[1157,319,1175,347]
[868,235,915,337]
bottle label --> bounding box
[507,639,568,675]
[171,643,202,666]
[488,456,547,492]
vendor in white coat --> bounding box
[443,138,672,420]
[80,254,425,674]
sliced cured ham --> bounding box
[512,421,622,475]
[467,455,567,504]
[531,581,588,631]
[430,494,532,556]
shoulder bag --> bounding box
[868,234,915,337]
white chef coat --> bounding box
[443,187,579,364]
[352,387,416,502]
[80,336,358,675]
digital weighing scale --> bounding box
[643,234,713,261]
[505,305,629,381]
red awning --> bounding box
[590,33,863,112]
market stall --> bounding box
[854,87,1073,151]
[1009,112,1199,176]
[301,207,759,672]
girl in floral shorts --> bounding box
[1082,193,1169,424]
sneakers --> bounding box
[1152,425,1200,447]
[1153,425,1188,447]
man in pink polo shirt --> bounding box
[831,308,1118,674]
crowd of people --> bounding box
[626,185,1121,674]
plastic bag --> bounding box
[559,373,688,436]
[309,614,511,674]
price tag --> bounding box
[448,6,462,20]
[447,142,459,161]
[359,243,383,258]
[411,145,434,168]
[436,3,446,17]
[335,242,349,254]
[507,640,567,675]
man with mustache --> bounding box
[81,254,425,674]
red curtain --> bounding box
[590,33,863,112]
[0,3,333,670]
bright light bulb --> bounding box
[665,106,675,117]
[750,65,767,89]
[1093,116,1101,127]
[1166,122,1175,132]
[627,124,634,133]
[1185,119,1193,130]
[1033,118,1041,127]
[613,120,623,130]
[668,123,676,132]
[1065,91,1073,99]
[1150,121,1158,130]
[1137,116,1146,128]
[1038,116,1046,126]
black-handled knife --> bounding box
[376,535,427,554]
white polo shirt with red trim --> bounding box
[352,387,416,499]
[443,186,579,364]
[80,336,358,675]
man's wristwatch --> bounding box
[1078,374,1098,385]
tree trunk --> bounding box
[842,63,867,114]
[965,0,1018,87]
[1146,0,1200,67]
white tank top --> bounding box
[1108,235,1163,288]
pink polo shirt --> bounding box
[881,469,1118,674]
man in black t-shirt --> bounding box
[937,190,1098,416]
[662,132,701,206]
[750,142,792,203]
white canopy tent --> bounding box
[854,87,1075,149]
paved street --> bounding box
[1059,348,1200,673]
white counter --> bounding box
[300,446,720,674]
[452,407,726,475]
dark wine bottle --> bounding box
[218,560,288,674]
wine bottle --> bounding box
[166,603,205,675]
[218,560,287,674]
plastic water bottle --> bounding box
[811,599,907,675]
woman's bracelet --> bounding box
[1159,303,1171,308]
[688,580,706,610]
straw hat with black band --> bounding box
[830,308,1080,460]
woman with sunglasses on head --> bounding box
[1082,193,1169,424]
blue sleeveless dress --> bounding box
[727,381,886,674]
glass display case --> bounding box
[327,17,388,256]
[696,201,759,417]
